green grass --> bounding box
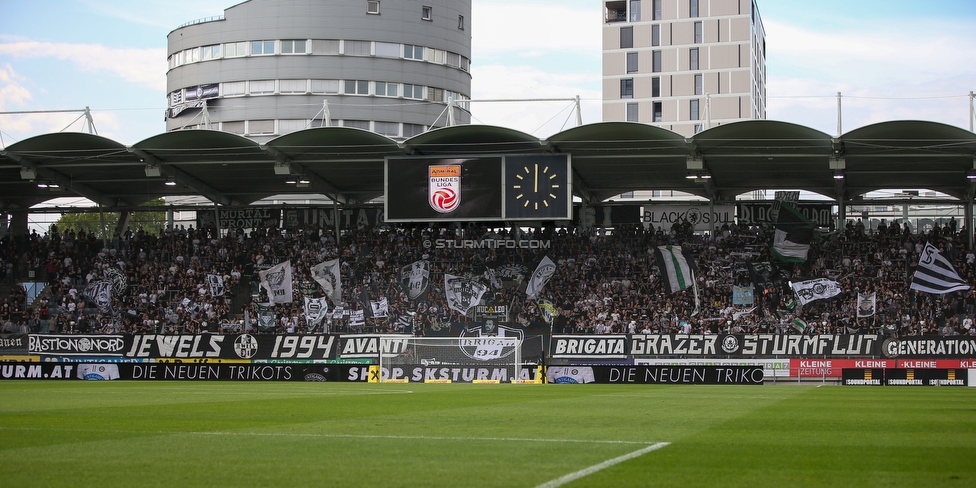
[1,382,974,487]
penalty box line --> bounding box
[534,442,671,488]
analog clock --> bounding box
[504,155,570,220]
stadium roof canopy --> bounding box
[2,119,975,211]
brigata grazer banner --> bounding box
[550,334,882,359]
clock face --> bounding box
[504,155,570,220]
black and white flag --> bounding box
[370,297,389,318]
[103,266,128,296]
[312,259,342,305]
[444,274,488,316]
[790,278,841,306]
[399,260,430,300]
[304,296,330,328]
[83,280,113,314]
[207,274,225,297]
[910,243,970,294]
[856,292,876,318]
[259,261,293,305]
[526,255,556,299]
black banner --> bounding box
[197,208,281,231]
[737,202,834,227]
[24,334,341,362]
[283,206,385,230]
[547,365,764,384]
[0,362,355,382]
[0,333,29,355]
[880,337,976,359]
[843,368,969,386]
[575,204,643,228]
[347,364,536,383]
[551,334,882,359]
[885,368,968,386]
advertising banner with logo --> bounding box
[385,156,502,221]
[841,367,968,386]
[636,358,792,377]
[641,204,735,232]
[551,334,882,359]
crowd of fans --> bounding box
[2,214,975,338]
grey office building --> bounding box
[166,0,472,142]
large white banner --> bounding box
[312,259,342,305]
[444,274,488,316]
[641,204,735,232]
[259,261,293,305]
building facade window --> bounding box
[222,121,245,134]
[403,123,425,137]
[620,78,634,99]
[694,21,702,43]
[458,15,464,30]
[250,40,275,55]
[653,101,663,122]
[249,80,275,95]
[629,0,641,22]
[367,1,380,14]
[422,6,432,20]
[224,42,246,57]
[249,119,275,135]
[344,40,371,56]
[690,99,700,120]
[626,52,638,73]
[375,81,398,97]
[375,121,400,137]
[280,79,308,94]
[222,81,245,96]
[281,39,307,54]
[311,79,340,94]
[201,44,221,60]
[690,0,699,18]
[652,50,662,72]
[344,80,370,95]
[403,84,424,99]
[375,42,400,58]
[694,74,703,95]
[620,26,633,49]
[404,44,424,60]
[311,40,340,55]
[626,102,639,122]
[651,24,660,46]
[690,48,699,70]
[344,120,370,130]
[652,0,662,20]
[652,77,661,97]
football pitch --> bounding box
[1,382,974,487]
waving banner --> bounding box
[399,260,430,300]
[526,256,556,299]
[444,274,488,316]
[312,259,342,305]
[259,261,293,305]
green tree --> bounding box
[54,199,168,238]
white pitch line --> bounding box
[0,427,655,446]
[534,442,671,488]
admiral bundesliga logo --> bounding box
[429,165,461,213]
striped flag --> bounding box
[771,202,814,263]
[910,243,970,294]
[656,245,695,293]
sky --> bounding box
[1,0,975,149]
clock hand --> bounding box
[534,164,538,193]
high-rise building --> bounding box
[165,0,472,142]
[602,0,766,136]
